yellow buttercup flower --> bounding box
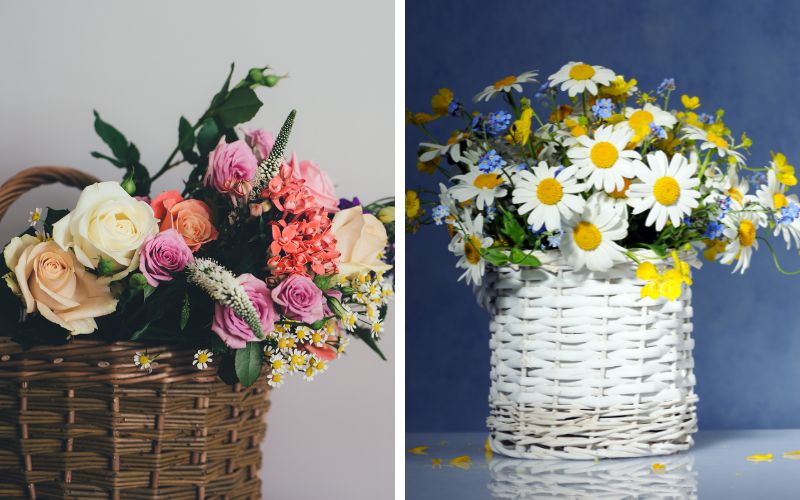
[406,110,438,126]
[703,239,727,261]
[636,260,684,301]
[563,117,587,137]
[681,94,701,110]
[417,156,440,175]
[772,151,797,186]
[670,251,692,286]
[506,107,533,145]
[431,88,454,116]
[598,75,638,102]
[405,190,421,219]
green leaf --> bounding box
[500,209,526,245]
[215,87,263,128]
[129,320,152,341]
[180,293,190,330]
[93,111,129,160]
[210,63,235,110]
[178,116,195,156]
[510,247,541,267]
[326,296,347,318]
[235,341,263,387]
[354,329,387,361]
[313,274,337,291]
[90,151,124,168]
[143,284,156,301]
[197,118,221,156]
[480,247,510,266]
[309,316,333,330]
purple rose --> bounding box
[138,229,194,287]
[243,128,275,161]
[271,274,325,324]
[204,138,258,198]
[212,274,278,349]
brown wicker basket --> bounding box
[0,168,270,499]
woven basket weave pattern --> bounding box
[486,259,697,459]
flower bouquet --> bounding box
[0,65,393,497]
[408,62,796,459]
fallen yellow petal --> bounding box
[407,446,429,455]
[652,463,666,473]
[431,458,443,469]
[449,455,472,470]
[746,453,773,462]
[484,437,493,460]
[783,450,800,460]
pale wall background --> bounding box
[0,1,395,498]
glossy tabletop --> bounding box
[406,430,800,499]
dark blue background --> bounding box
[406,0,800,431]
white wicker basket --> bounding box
[485,251,698,460]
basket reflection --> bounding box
[488,453,697,499]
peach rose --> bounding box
[3,235,118,335]
[160,199,219,252]
[331,206,392,276]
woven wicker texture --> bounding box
[488,454,697,499]
[0,167,270,498]
[485,254,697,460]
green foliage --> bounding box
[354,329,386,361]
[234,341,263,387]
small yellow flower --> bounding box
[681,94,701,110]
[192,349,213,370]
[772,151,797,186]
[405,110,438,126]
[505,107,533,145]
[431,88,454,116]
[417,156,440,175]
[703,239,727,261]
[740,132,753,149]
[598,75,638,102]
[408,446,429,455]
[378,206,395,224]
[405,190,421,219]
[636,260,684,301]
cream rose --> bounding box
[3,235,118,335]
[331,206,392,276]
[52,182,159,280]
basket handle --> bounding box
[0,166,101,223]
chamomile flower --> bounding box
[28,207,43,227]
[560,199,628,272]
[719,210,765,273]
[706,168,753,207]
[448,211,493,285]
[269,354,288,373]
[511,162,586,231]
[586,180,636,218]
[449,168,508,210]
[303,365,318,382]
[628,151,700,231]
[682,126,745,164]
[309,329,328,347]
[547,61,616,97]
[370,321,384,337]
[275,332,297,351]
[311,356,328,375]
[365,302,379,323]
[288,349,309,372]
[341,310,358,331]
[419,131,470,163]
[619,103,677,143]
[757,170,800,248]
[133,352,154,372]
[192,349,213,370]
[294,325,312,343]
[474,70,539,102]
[337,336,349,355]
[567,125,640,192]
[267,371,285,388]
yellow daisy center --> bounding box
[473,173,504,190]
[773,193,788,209]
[197,352,209,364]
[568,63,595,81]
[493,75,517,89]
[138,355,149,365]
[738,220,756,247]
[727,187,743,205]
[590,141,619,169]
[653,176,681,206]
[706,131,729,149]
[573,222,602,251]
[272,373,283,383]
[464,235,482,265]
[536,178,564,205]
[272,359,284,370]
[608,178,632,199]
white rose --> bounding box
[331,206,392,277]
[52,181,158,280]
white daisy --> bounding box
[560,198,628,272]
[511,162,586,231]
[287,349,309,372]
[628,151,700,231]
[586,180,636,218]
[28,207,43,227]
[705,168,753,207]
[449,169,508,210]
[756,170,800,248]
[269,353,288,373]
[449,211,493,285]
[619,103,677,142]
[567,125,640,192]
[474,70,539,102]
[370,321,384,337]
[547,61,616,97]
[267,371,285,388]
[419,131,470,163]
[682,126,745,164]
[719,210,765,274]
[192,349,213,370]
[133,352,154,372]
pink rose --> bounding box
[271,273,325,324]
[211,274,278,349]
[287,153,339,212]
[243,128,275,161]
[204,138,258,198]
[138,229,194,287]
[160,199,219,252]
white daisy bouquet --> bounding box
[408,61,799,297]
[0,65,394,388]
